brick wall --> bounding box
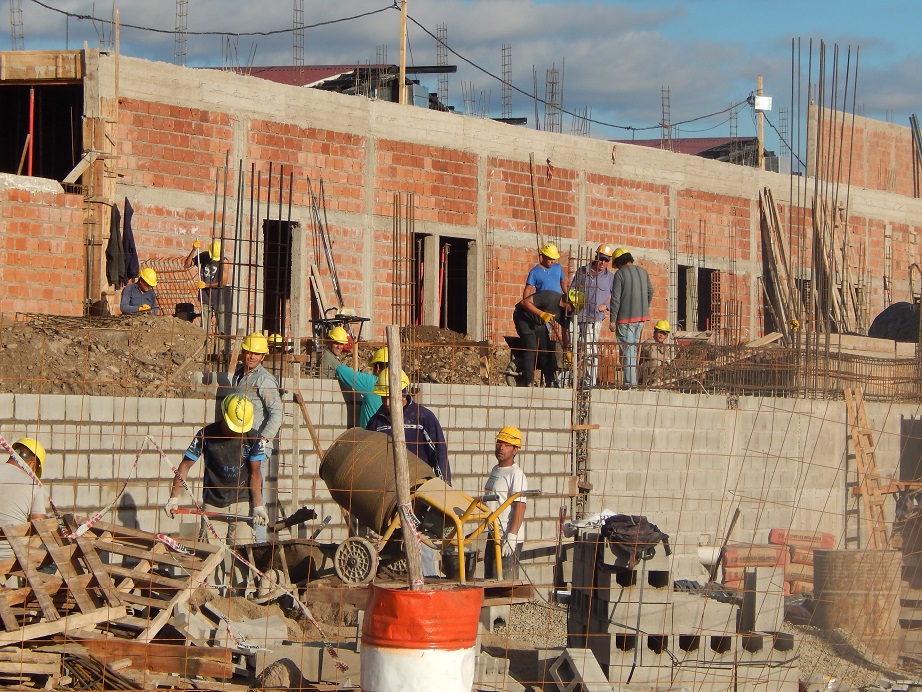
[0,184,85,316]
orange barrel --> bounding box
[361,584,484,691]
[319,428,434,535]
[813,549,903,667]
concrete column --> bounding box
[363,137,378,331]
[423,234,439,325]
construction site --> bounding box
[0,32,921,692]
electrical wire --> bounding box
[28,0,394,37]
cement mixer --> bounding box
[321,427,539,584]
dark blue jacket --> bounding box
[366,396,450,483]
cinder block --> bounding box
[138,397,166,421]
[671,593,738,635]
[88,395,115,422]
[33,394,62,421]
[548,647,613,691]
[591,600,671,635]
[253,642,322,680]
[480,603,512,632]
[14,393,39,420]
[753,566,785,633]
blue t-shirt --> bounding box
[526,263,564,294]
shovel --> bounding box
[174,505,317,532]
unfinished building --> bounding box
[0,48,921,689]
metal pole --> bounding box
[398,0,408,105]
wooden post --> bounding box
[386,325,425,588]
[398,1,408,105]
[757,75,765,171]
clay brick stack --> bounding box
[721,529,836,597]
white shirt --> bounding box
[485,463,527,541]
[0,462,47,561]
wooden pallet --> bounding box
[0,515,224,644]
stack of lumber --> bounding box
[759,187,804,344]
[769,528,836,597]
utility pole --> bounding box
[757,74,765,170]
[398,0,408,105]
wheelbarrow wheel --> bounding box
[334,537,378,585]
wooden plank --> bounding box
[2,530,58,622]
[70,535,124,607]
[0,661,59,676]
[30,521,98,614]
[135,543,225,643]
[0,605,127,645]
[93,539,198,571]
[0,596,19,631]
[104,563,188,591]
[844,387,890,549]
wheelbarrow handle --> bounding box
[174,506,317,532]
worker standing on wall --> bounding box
[639,319,672,387]
[232,332,283,464]
[336,347,389,428]
[366,369,451,484]
[119,267,158,315]
[523,243,567,299]
[569,244,616,386]
[164,395,266,590]
[512,290,570,387]
[184,239,231,344]
[484,426,527,581]
[609,248,654,389]
[321,326,350,379]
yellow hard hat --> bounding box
[654,319,671,333]
[12,437,46,478]
[368,347,389,366]
[496,426,523,447]
[374,369,410,396]
[139,267,157,287]
[208,240,222,262]
[241,332,269,354]
[222,395,255,433]
[567,288,586,312]
[539,243,560,260]
[597,244,615,258]
[268,333,284,348]
[612,247,629,260]
[328,326,350,345]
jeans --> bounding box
[617,321,644,387]
[572,321,602,386]
[200,499,255,592]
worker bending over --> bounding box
[120,267,158,315]
[366,369,451,483]
[165,395,266,589]
[639,319,672,387]
[336,347,389,428]
[523,243,567,299]
[484,426,528,580]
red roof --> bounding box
[614,136,756,156]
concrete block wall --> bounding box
[0,175,85,316]
[0,380,912,591]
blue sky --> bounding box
[15,1,922,157]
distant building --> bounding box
[616,136,783,172]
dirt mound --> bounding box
[0,313,208,398]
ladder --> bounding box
[843,387,890,549]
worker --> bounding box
[511,290,571,387]
[569,244,616,386]
[366,369,451,483]
[523,243,567,300]
[232,333,283,464]
[639,319,672,387]
[484,426,528,580]
[119,267,158,315]
[184,239,231,340]
[0,438,48,565]
[321,326,350,379]
[609,248,654,389]
[336,346,389,428]
[164,395,266,589]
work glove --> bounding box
[252,505,269,527]
[502,533,519,558]
[164,497,179,518]
[608,320,616,332]
[138,304,151,313]
[193,240,201,249]
[196,281,206,290]
[539,312,555,324]
[564,351,573,367]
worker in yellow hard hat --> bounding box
[523,242,567,300]
[568,243,617,386]
[320,326,351,379]
[119,267,158,315]
[366,369,451,483]
[638,319,672,388]
[484,426,528,580]
[232,333,282,481]
[184,238,231,346]
[335,346,390,428]
[0,438,49,564]
[165,395,267,591]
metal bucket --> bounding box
[320,428,434,535]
